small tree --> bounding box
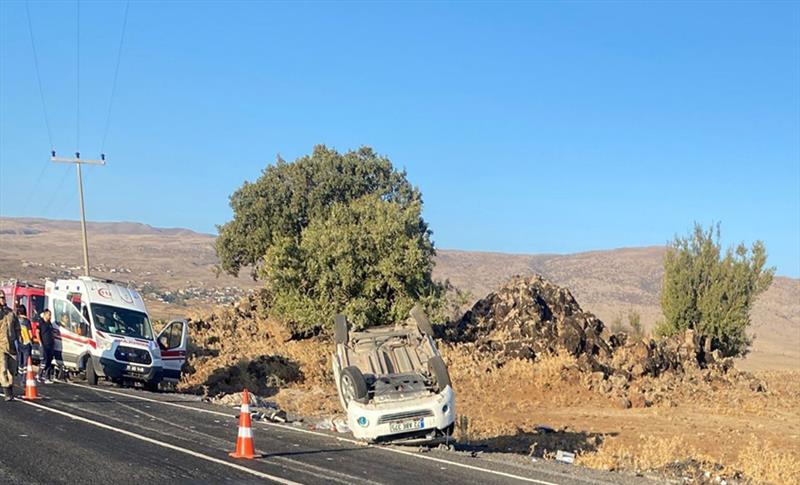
[627,310,644,340]
[657,223,775,357]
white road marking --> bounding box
[28,387,382,485]
[66,383,562,485]
[17,398,302,485]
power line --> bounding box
[24,1,54,150]
[21,1,55,215]
[100,1,130,154]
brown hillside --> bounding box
[1,217,796,370]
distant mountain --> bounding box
[1,217,797,370]
[0,217,201,237]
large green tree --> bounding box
[262,195,442,334]
[216,145,419,278]
[657,223,775,357]
[217,145,445,334]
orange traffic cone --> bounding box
[23,356,41,400]
[229,388,258,459]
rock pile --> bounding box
[450,275,611,364]
[449,275,766,407]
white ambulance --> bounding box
[45,276,188,390]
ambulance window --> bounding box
[53,300,68,327]
[169,322,183,348]
[160,321,183,349]
[54,299,89,337]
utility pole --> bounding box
[51,151,105,277]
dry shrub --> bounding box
[736,437,800,485]
[578,435,697,471]
[534,350,578,385]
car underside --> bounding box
[333,306,456,443]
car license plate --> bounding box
[127,364,145,373]
[389,419,425,433]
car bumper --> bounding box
[346,386,456,442]
[97,356,163,384]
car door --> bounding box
[157,319,188,381]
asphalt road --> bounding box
[0,379,661,485]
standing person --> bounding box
[16,306,33,376]
[0,293,20,400]
[37,309,56,384]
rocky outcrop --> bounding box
[450,275,612,362]
[448,274,765,407]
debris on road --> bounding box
[332,418,350,434]
[555,450,575,464]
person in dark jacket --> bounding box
[36,309,56,384]
[16,306,32,376]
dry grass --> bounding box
[736,437,800,485]
[577,435,697,471]
[445,346,800,484]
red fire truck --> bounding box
[1,279,46,362]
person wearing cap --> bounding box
[0,293,20,400]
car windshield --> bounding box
[90,303,153,340]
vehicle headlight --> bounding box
[98,339,113,351]
[357,416,369,427]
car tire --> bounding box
[334,314,348,345]
[410,304,434,337]
[340,366,368,406]
[86,358,98,386]
[428,355,451,391]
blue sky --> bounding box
[1,1,798,276]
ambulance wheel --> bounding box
[86,359,98,386]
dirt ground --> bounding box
[440,345,800,484]
[177,283,799,485]
[180,317,799,484]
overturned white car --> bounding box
[332,306,455,444]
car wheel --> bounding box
[410,304,434,337]
[340,366,368,407]
[334,314,348,345]
[428,355,451,391]
[86,358,98,386]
